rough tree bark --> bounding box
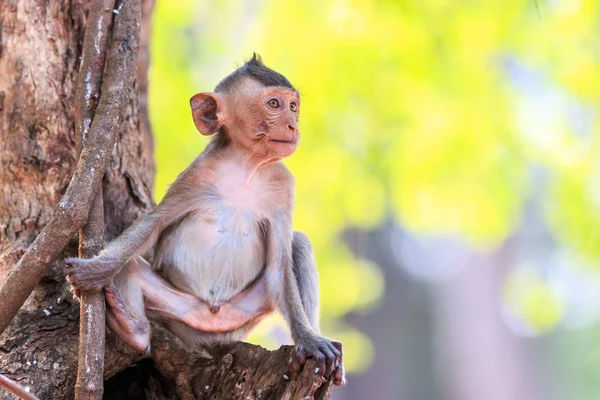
[0,1,335,399]
[0,0,153,398]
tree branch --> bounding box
[149,326,336,400]
[75,198,106,400]
[0,0,141,335]
[1,310,337,400]
[72,1,117,399]
[0,375,40,400]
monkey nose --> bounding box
[287,118,298,132]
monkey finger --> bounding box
[332,340,343,356]
[321,347,336,378]
[64,272,82,297]
[333,344,346,386]
[312,352,327,377]
[65,274,78,287]
[291,361,301,373]
[327,341,341,359]
[292,347,309,373]
[64,257,81,270]
[333,362,346,386]
[295,348,307,366]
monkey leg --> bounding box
[292,231,345,386]
[178,272,274,334]
[115,257,264,334]
[105,291,148,352]
[106,256,211,351]
[105,257,202,352]
[107,256,269,351]
[105,258,152,352]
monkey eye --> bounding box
[267,98,280,109]
[290,102,298,112]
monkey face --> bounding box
[251,86,300,159]
[190,80,301,162]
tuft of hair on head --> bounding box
[214,53,296,94]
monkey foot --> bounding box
[105,284,150,352]
[292,338,345,386]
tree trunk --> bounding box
[0,2,335,399]
[0,0,154,398]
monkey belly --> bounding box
[155,209,267,303]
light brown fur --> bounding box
[66,57,344,385]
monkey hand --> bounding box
[292,335,345,386]
[64,255,121,292]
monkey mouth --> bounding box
[269,139,297,144]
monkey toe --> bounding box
[106,307,150,353]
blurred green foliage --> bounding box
[149,0,600,371]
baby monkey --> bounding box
[65,54,344,384]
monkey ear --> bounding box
[190,93,224,135]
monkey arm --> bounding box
[263,217,342,380]
[269,230,314,340]
[65,185,197,291]
[65,212,162,291]
[291,230,345,385]
[104,212,161,262]
[291,230,320,333]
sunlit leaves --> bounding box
[504,267,565,333]
[548,166,600,258]
[150,0,600,371]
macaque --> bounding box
[65,54,344,384]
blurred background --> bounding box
[148,1,600,399]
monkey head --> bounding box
[190,54,300,162]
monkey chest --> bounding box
[159,204,267,302]
[158,167,285,302]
